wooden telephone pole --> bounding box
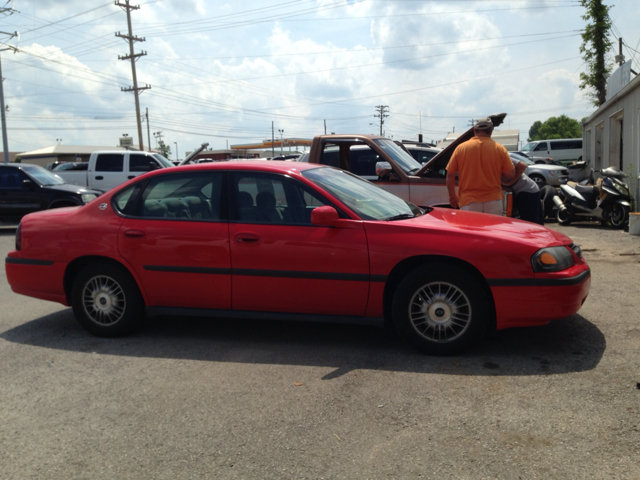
[116,0,150,151]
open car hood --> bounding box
[416,113,507,177]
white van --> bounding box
[521,138,582,166]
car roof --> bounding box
[172,160,323,176]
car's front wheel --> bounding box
[392,264,490,355]
[530,174,546,187]
[71,263,145,337]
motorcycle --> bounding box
[552,166,633,228]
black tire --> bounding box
[71,263,145,337]
[530,175,546,188]
[608,204,629,229]
[556,206,572,225]
[392,264,490,355]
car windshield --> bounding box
[521,143,535,152]
[372,138,423,175]
[302,166,422,221]
[510,153,534,166]
[21,164,65,186]
[152,153,175,168]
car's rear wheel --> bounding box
[392,264,490,355]
[71,263,145,337]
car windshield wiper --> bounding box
[385,213,416,221]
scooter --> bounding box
[552,166,633,228]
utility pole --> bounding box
[116,0,150,151]
[374,105,389,136]
[145,108,151,150]
[0,7,18,164]
[272,121,275,157]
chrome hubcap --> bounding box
[409,282,471,343]
[82,275,126,326]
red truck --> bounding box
[301,113,514,215]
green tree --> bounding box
[579,0,613,106]
[158,142,171,159]
[528,121,542,142]
[528,115,582,141]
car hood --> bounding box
[403,207,572,248]
[416,113,507,177]
[42,183,101,195]
[526,165,566,172]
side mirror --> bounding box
[22,179,34,189]
[375,161,400,181]
[310,205,339,226]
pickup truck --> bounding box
[301,113,514,215]
[55,150,174,192]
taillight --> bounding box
[15,223,21,251]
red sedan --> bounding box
[5,161,590,355]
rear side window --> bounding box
[95,154,124,172]
[137,172,224,221]
[130,154,161,172]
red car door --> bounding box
[228,171,370,316]
[117,170,231,310]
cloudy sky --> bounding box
[1,0,639,157]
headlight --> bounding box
[531,246,574,272]
[81,194,98,203]
[613,181,629,195]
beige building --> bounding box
[582,68,640,207]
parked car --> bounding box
[5,161,590,355]
[509,152,569,187]
[404,145,442,164]
[520,138,582,166]
[514,151,558,165]
[0,163,100,223]
[56,150,174,192]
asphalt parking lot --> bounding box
[1,221,639,479]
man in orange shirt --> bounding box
[446,117,515,215]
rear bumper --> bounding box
[5,255,69,306]
[491,269,591,329]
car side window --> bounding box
[130,154,161,172]
[320,145,340,168]
[95,154,124,172]
[350,147,380,178]
[118,171,224,221]
[231,171,332,225]
[533,143,548,152]
[0,167,25,189]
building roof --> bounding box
[439,129,520,150]
[18,145,136,158]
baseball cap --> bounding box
[474,117,493,130]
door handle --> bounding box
[123,228,146,238]
[234,233,259,243]
[95,176,103,180]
